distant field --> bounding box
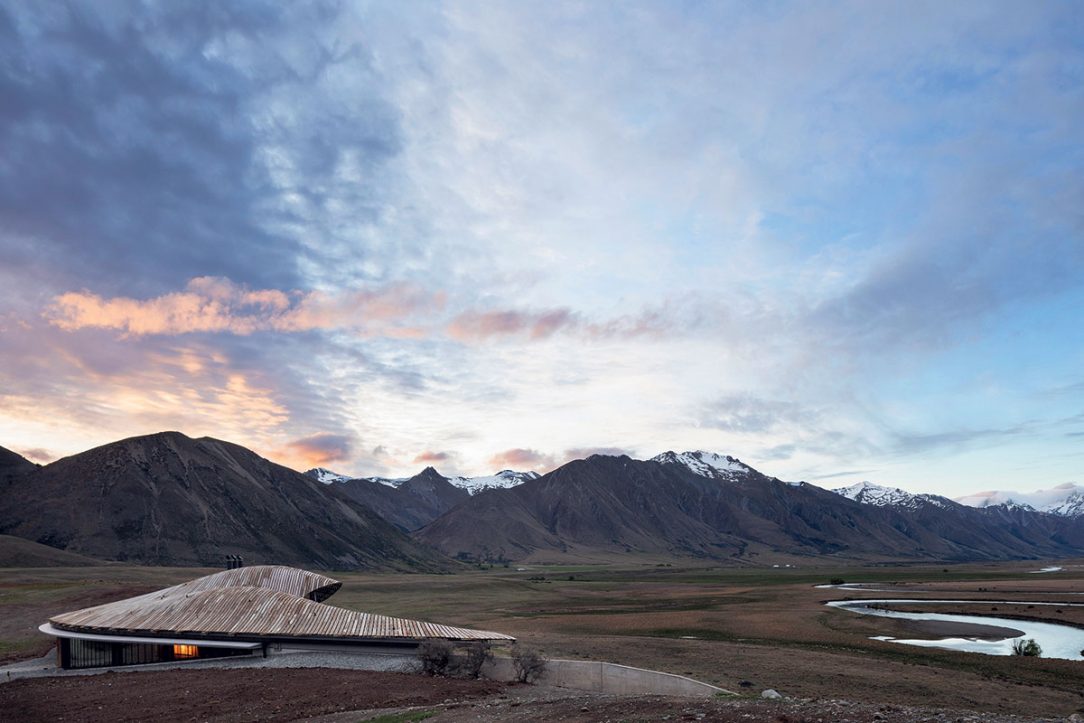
[2,559,1083,717]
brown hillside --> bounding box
[332,467,470,532]
[416,454,1084,563]
[0,432,451,571]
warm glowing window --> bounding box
[173,644,198,659]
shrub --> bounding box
[418,640,495,679]
[454,641,493,679]
[510,646,547,683]
[1011,638,1042,657]
[417,640,454,676]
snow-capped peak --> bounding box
[448,469,541,495]
[652,450,753,481]
[304,467,353,484]
[833,481,953,510]
[367,476,409,488]
[954,483,1084,517]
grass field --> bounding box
[2,559,1083,717]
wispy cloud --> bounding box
[413,450,455,465]
[448,309,577,341]
[2,1,1083,494]
[47,277,440,337]
[15,448,53,464]
[487,446,634,473]
[489,448,555,471]
[280,432,356,469]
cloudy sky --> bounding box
[1,1,1082,497]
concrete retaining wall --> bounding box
[485,657,728,697]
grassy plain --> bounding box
[2,559,1083,717]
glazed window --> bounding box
[173,644,199,659]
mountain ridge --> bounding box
[305,466,540,495]
[0,431,451,571]
[417,452,1084,563]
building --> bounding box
[39,565,514,670]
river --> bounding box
[827,598,1084,660]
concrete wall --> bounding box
[485,656,728,698]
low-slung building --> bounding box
[40,565,514,669]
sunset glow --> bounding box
[1,2,1081,497]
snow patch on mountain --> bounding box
[652,450,753,481]
[955,483,1084,517]
[305,468,412,488]
[833,481,953,510]
[448,470,540,494]
[343,469,537,493]
[304,467,354,485]
[368,476,409,488]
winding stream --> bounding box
[827,598,1084,660]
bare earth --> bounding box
[0,671,1069,723]
[0,669,505,722]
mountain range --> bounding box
[0,433,449,571]
[954,483,1084,517]
[301,466,543,533]
[317,455,1084,519]
[305,466,540,495]
[1,434,1082,568]
[415,451,1084,563]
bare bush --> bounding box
[510,646,547,683]
[417,640,454,676]
[454,641,493,679]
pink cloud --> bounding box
[488,446,634,473]
[16,447,54,464]
[46,277,442,337]
[448,309,578,341]
[488,448,558,471]
[447,303,688,343]
[413,450,453,465]
[280,432,355,469]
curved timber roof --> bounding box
[48,566,513,643]
[167,565,343,602]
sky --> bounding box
[0,1,1082,498]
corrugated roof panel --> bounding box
[48,567,513,643]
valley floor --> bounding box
[2,559,1084,720]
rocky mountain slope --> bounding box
[0,432,451,571]
[447,469,541,494]
[306,467,540,496]
[328,467,471,532]
[303,465,538,532]
[417,451,1084,563]
[833,481,956,510]
[0,445,37,483]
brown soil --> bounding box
[1,671,1066,723]
[0,668,506,722]
[429,688,1069,722]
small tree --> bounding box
[1011,638,1042,657]
[454,641,493,679]
[418,640,454,676]
[510,646,547,683]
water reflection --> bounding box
[827,598,1084,660]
